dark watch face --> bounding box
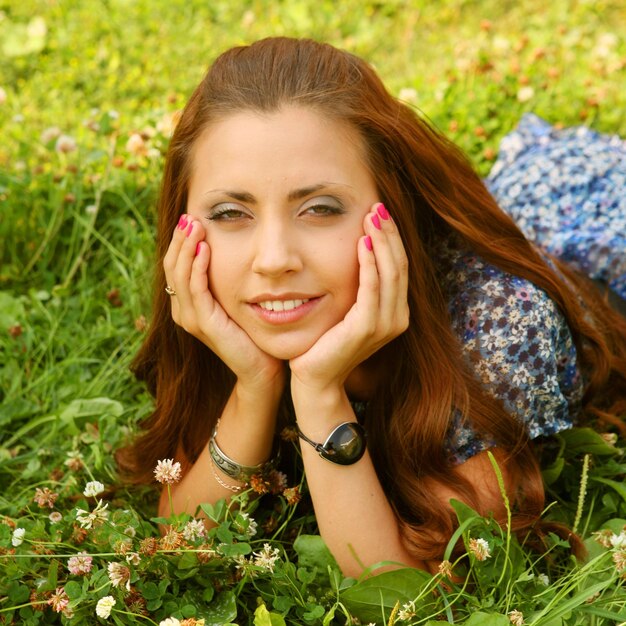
[320,423,366,465]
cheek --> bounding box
[206,244,241,307]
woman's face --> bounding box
[186,106,379,360]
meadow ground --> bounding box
[1,1,625,624]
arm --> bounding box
[159,215,285,518]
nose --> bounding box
[251,218,303,277]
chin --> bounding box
[255,335,317,361]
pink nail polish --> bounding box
[376,203,390,220]
[371,214,381,230]
[195,242,202,256]
[178,216,188,230]
[364,235,373,251]
[186,222,194,237]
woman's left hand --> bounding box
[289,202,409,395]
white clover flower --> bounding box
[95,595,115,619]
[83,480,105,497]
[126,552,141,566]
[55,134,77,153]
[537,573,550,586]
[11,527,25,547]
[159,618,181,626]
[508,609,524,626]
[182,518,206,542]
[107,561,130,590]
[126,133,147,156]
[252,543,281,572]
[468,537,492,561]
[154,458,182,484]
[49,512,62,524]
[40,126,61,143]
[75,500,109,529]
[610,531,626,550]
[517,86,535,103]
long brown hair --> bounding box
[118,37,626,560]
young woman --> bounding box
[119,37,626,577]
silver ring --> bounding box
[165,285,177,296]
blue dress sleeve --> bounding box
[441,247,584,464]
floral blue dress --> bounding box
[445,114,626,462]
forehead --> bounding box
[188,106,371,185]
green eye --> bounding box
[208,205,247,221]
[304,204,344,216]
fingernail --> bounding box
[195,242,202,256]
[371,214,381,230]
[364,235,372,251]
[178,215,188,230]
[186,221,194,237]
[376,203,390,220]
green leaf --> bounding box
[218,542,251,557]
[591,477,626,503]
[340,568,431,623]
[294,534,339,573]
[138,581,161,600]
[558,428,621,458]
[177,550,198,570]
[303,604,325,621]
[63,580,83,601]
[202,591,237,626]
[254,603,287,626]
[463,613,510,626]
[541,456,564,485]
[6,581,30,603]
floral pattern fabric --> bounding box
[485,113,626,300]
[442,244,584,463]
[445,113,626,462]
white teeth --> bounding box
[258,298,309,311]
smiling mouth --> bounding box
[257,298,310,312]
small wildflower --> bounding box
[181,620,205,626]
[33,487,59,508]
[85,204,98,215]
[610,531,626,549]
[183,518,207,542]
[49,512,62,524]
[397,600,417,622]
[125,590,148,616]
[124,526,137,538]
[76,500,109,529]
[160,529,183,551]
[139,537,158,556]
[438,560,453,578]
[196,543,217,564]
[249,474,270,494]
[83,480,105,497]
[8,324,22,338]
[0,87,6,104]
[516,86,535,103]
[135,315,147,332]
[68,552,93,575]
[398,87,418,104]
[537,573,550,586]
[252,543,281,572]
[107,562,131,590]
[126,552,141,566]
[154,458,182,485]
[600,432,618,446]
[268,469,288,494]
[280,425,299,442]
[62,605,75,619]
[234,512,257,537]
[159,618,181,626]
[593,528,614,548]
[468,537,491,561]
[283,486,302,505]
[40,126,61,143]
[65,451,84,471]
[126,133,148,156]
[613,549,626,573]
[508,609,524,626]
[55,134,77,153]
[47,587,69,613]
[95,595,116,619]
[11,527,25,547]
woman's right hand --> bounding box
[163,215,285,390]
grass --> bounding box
[0,1,625,624]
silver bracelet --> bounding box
[208,419,276,483]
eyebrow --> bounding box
[203,182,352,204]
